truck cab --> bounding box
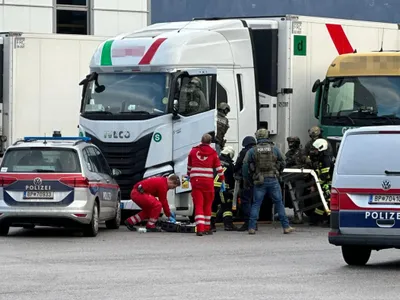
[313,52,400,156]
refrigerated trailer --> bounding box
[0,32,108,153]
[78,15,400,216]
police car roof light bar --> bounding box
[23,136,91,142]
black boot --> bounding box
[224,216,238,231]
[237,220,249,231]
[210,217,217,232]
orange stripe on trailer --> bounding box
[326,24,354,55]
[138,38,167,65]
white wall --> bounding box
[0,0,149,36]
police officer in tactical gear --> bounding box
[234,136,257,231]
[180,77,209,115]
[309,138,333,226]
[304,126,333,157]
[215,102,230,155]
[285,136,309,168]
[242,128,295,235]
[211,146,238,231]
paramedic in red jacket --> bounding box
[187,133,225,236]
[124,174,181,232]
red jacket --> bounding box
[187,143,224,189]
[133,177,171,217]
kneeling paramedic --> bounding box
[211,146,237,231]
[242,128,295,235]
[124,174,181,232]
[309,138,332,225]
[187,133,224,236]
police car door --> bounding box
[171,68,217,193]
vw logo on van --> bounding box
[382,180,391,191]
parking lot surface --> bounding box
[0,224,399,300]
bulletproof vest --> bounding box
[216,112,229,143]
[254,142,277,176]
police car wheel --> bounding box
[105,199,121,230]
[0,223,9,236]
[341,246,371,266]
[83,203,99,237]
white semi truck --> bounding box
[0,32,107,153]
[78,15,400,216]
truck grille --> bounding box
[85,132,153,200]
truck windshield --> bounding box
[321,76,400,126]
[82,73,171,117]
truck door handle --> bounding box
[376,219,395,228]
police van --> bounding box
[329,126,400,265]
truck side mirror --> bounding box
[173,99,179,114]
[313,79,323,119]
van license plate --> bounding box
[23,191,54,199]
[370,195,400,204]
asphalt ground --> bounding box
[0,223,399,300]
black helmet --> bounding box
[242,136,256,148]
[287,136,300,149]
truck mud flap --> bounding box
[282,168,330,223]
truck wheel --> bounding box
[0,224,9,236]
[342,246,371,266]
[106,199,121,229]
[83,203,99,237]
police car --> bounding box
[329,126,400,265]
[0,134,122,237]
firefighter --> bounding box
[309,138,333,225]
[304,126,333,157]
[215,102,231,155]
[242,128,295,235]
[187,133,225,236]
[124,174,181,232]
[211,146,237,231]
[285,136,310,168]
[234,136,257,231]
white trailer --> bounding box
[77,15,400,217]
[0,32,108,152]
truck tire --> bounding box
[105,199,121,229]
[342,245,371,266]
[83,203,99,237]
[0,224,9,236]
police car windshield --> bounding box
[1,148,81,173]
[322,76,400,126]
[82,73,170,117]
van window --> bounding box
[337,133,400,175]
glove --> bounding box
[169,216,176,223]
[170,211,176,219]
[220,181,226,192]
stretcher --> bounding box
[159,221,196,233]
[281,168,331,223]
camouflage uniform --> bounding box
[285,136,309,168]
[215,102,230,155]
[179,77,209,115]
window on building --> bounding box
[56,0,89,35]
[57,0,87,5]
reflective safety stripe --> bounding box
[147,221,155,225]
[315,208,325,215]
[214,182,230,188]
[192,167,214,172]
[204,216,211,220]
[149,218,157,223]
[195,220,205,225]
[191,173,214,178]
[204,221,210,225]
[211,212,217,217]
[223,211,233,217]
[130,216,138,224]
[214,167,227,187]
[220,192,225,203]
[321,167,330,174]
[195,215,205,219]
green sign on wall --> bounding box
[293,35,307,56]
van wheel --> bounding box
[83,203,99,237]
[0,224,9,236]
[342,246,371,266]
[106,199,121,229]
